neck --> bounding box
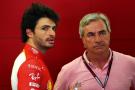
[26,39,47,54]
[87,50,110,69]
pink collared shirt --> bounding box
[54,50,135,90]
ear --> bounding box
[26,29,33,38]
[82,37,87,48]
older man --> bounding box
[54,13,135,90]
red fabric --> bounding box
[17,44,53,90]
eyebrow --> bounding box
[87,29,107,35]
[41,24,56,27]
[88,29,106,33]
[99,29,106,32]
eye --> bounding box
[41,26,50,31]
[52,26,56,31]
[99,30,107,35]
[87,32,95,37]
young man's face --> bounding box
[31,17,56,51]
[82,19,110,54]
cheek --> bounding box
[82,39,87,48]
[85,38,94,44]
[83,38,93,48]
[104,36,110,44]
[38,32,48,38]
[34,33,47,41]
[40,36,48,41]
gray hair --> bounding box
[79,12,111,38]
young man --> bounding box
[11,3,59,90]
[54,13,135,90]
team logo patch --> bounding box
[47,80,52,90]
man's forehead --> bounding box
[83,26,107,32]
[37,22,56,28]
[87,29,106,33]
[37,17,56,26]
[83,21,107,31]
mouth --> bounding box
[47,38,55,44]
[94,44,105,49]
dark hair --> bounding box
[21,3,59,42]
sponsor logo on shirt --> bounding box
[29,73,40,81]
[28,64,42,71]
[31,48,39,55]
[30,88,35,90]
[29,82,40,88]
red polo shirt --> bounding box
[11,44,53,90]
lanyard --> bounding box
[82,52,113,89]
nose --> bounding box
[49,28,56,37]
[95,34,101,42]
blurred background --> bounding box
[0,0,135,89]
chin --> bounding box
[41,45,54,50]
[47,45,54,48]
[94,49,105,53]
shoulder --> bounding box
[61,56,82,71]
[113,51,135,64]
[113,51,135,60]
[11,51,26,77]
[57,56,83,78]
[11,51,26,89]
[13,51,26,66]
[54,56,83,90]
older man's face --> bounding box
[82,19,110,54]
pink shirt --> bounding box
[54,50,135,90]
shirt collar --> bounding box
[24,44,45,59]
[83,48,113,68]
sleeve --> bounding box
[17,61,42,90]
